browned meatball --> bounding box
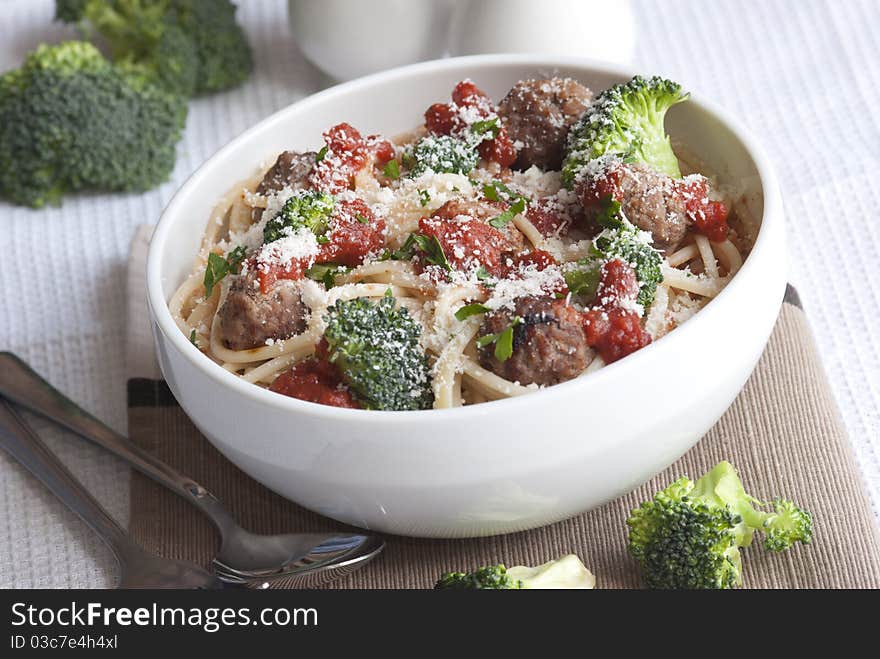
[215,270,309,351]
[478,296,589,386]
[498,78,593,171]
[252,150,317,221]
[613,163,688,252]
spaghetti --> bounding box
[170,76,751,410]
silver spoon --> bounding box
[0,399,222,589]
[0,352,384,588]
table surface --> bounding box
[1,0,878,588]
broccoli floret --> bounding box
[169,0,252,93]
[323,293,434,411]
[263,190,336,244]
[562,75,688,187]
[403,135,479,177]
[435,555,595,589]
[627,461,813,589]
[595,221,662,308]
[0,41,186,208]
[56,0,252,95]
[567,205,662,309]
[436,565,522,589]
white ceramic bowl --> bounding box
[147,55,785,538]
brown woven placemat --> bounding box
[127,296,880,588]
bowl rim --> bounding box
[147,53,783,423]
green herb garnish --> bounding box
[481,180,518,202]
[383,159,400,179]
[470,117,500,140]
[488,197,527,229]
[477,317,522,362]
[595,195,624,229]
[412,234,451,271]
[315,145,329,163]
[204,246,247,298]
[306,263,347,289]
[454,303,490,321]
[564,261,601,298]
[189,329,198,347]
[418,189,431,207]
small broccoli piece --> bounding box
[323,293,434,411]
[562,75,688,187]
[563,205,661,309]
[56,0,252,95]
[0,41,186,207]
[263,190,336,244]
[403,135,479,177]
[690,461,814,553]
[435,555,595,589]
[627,461,813,589]
[435,565,522,589]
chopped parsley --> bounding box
[383,159,400,179]
[595,195,624,229]
[475,265,492,282]
[418,189,431,207]
[412,233,451,271]
[315,145,329,163]
[488,196,527,229]
[564,260,601,298]
[355,214,370,224]
[189,329,198,347]
[482,179,526,204]
[477,317,523,362]
[470,117,500,140]
[203,246,247,297]
[306,263,347,289]
[379,232,450,271]
[454,303,490,321]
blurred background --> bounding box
[0,0,878,586]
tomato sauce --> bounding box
[269,358,360,409]
[321,199,386,267]
[418,214,513,276]
[424,80,517,168]
[258,199,386,294]
[581,259,651,363]
[309,122,394,194]
[674,177,729,242]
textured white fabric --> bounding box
[0,0,877,588]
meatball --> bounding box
[252,150,316,221]
[215,270,309,351]
[578,163,688,252]
[478,296,590,386]
[498,78,593,171]
[615,164,688,252]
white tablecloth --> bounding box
[1,0,877,588]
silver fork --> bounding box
[0,399,221,589]
[0,352,384,588]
